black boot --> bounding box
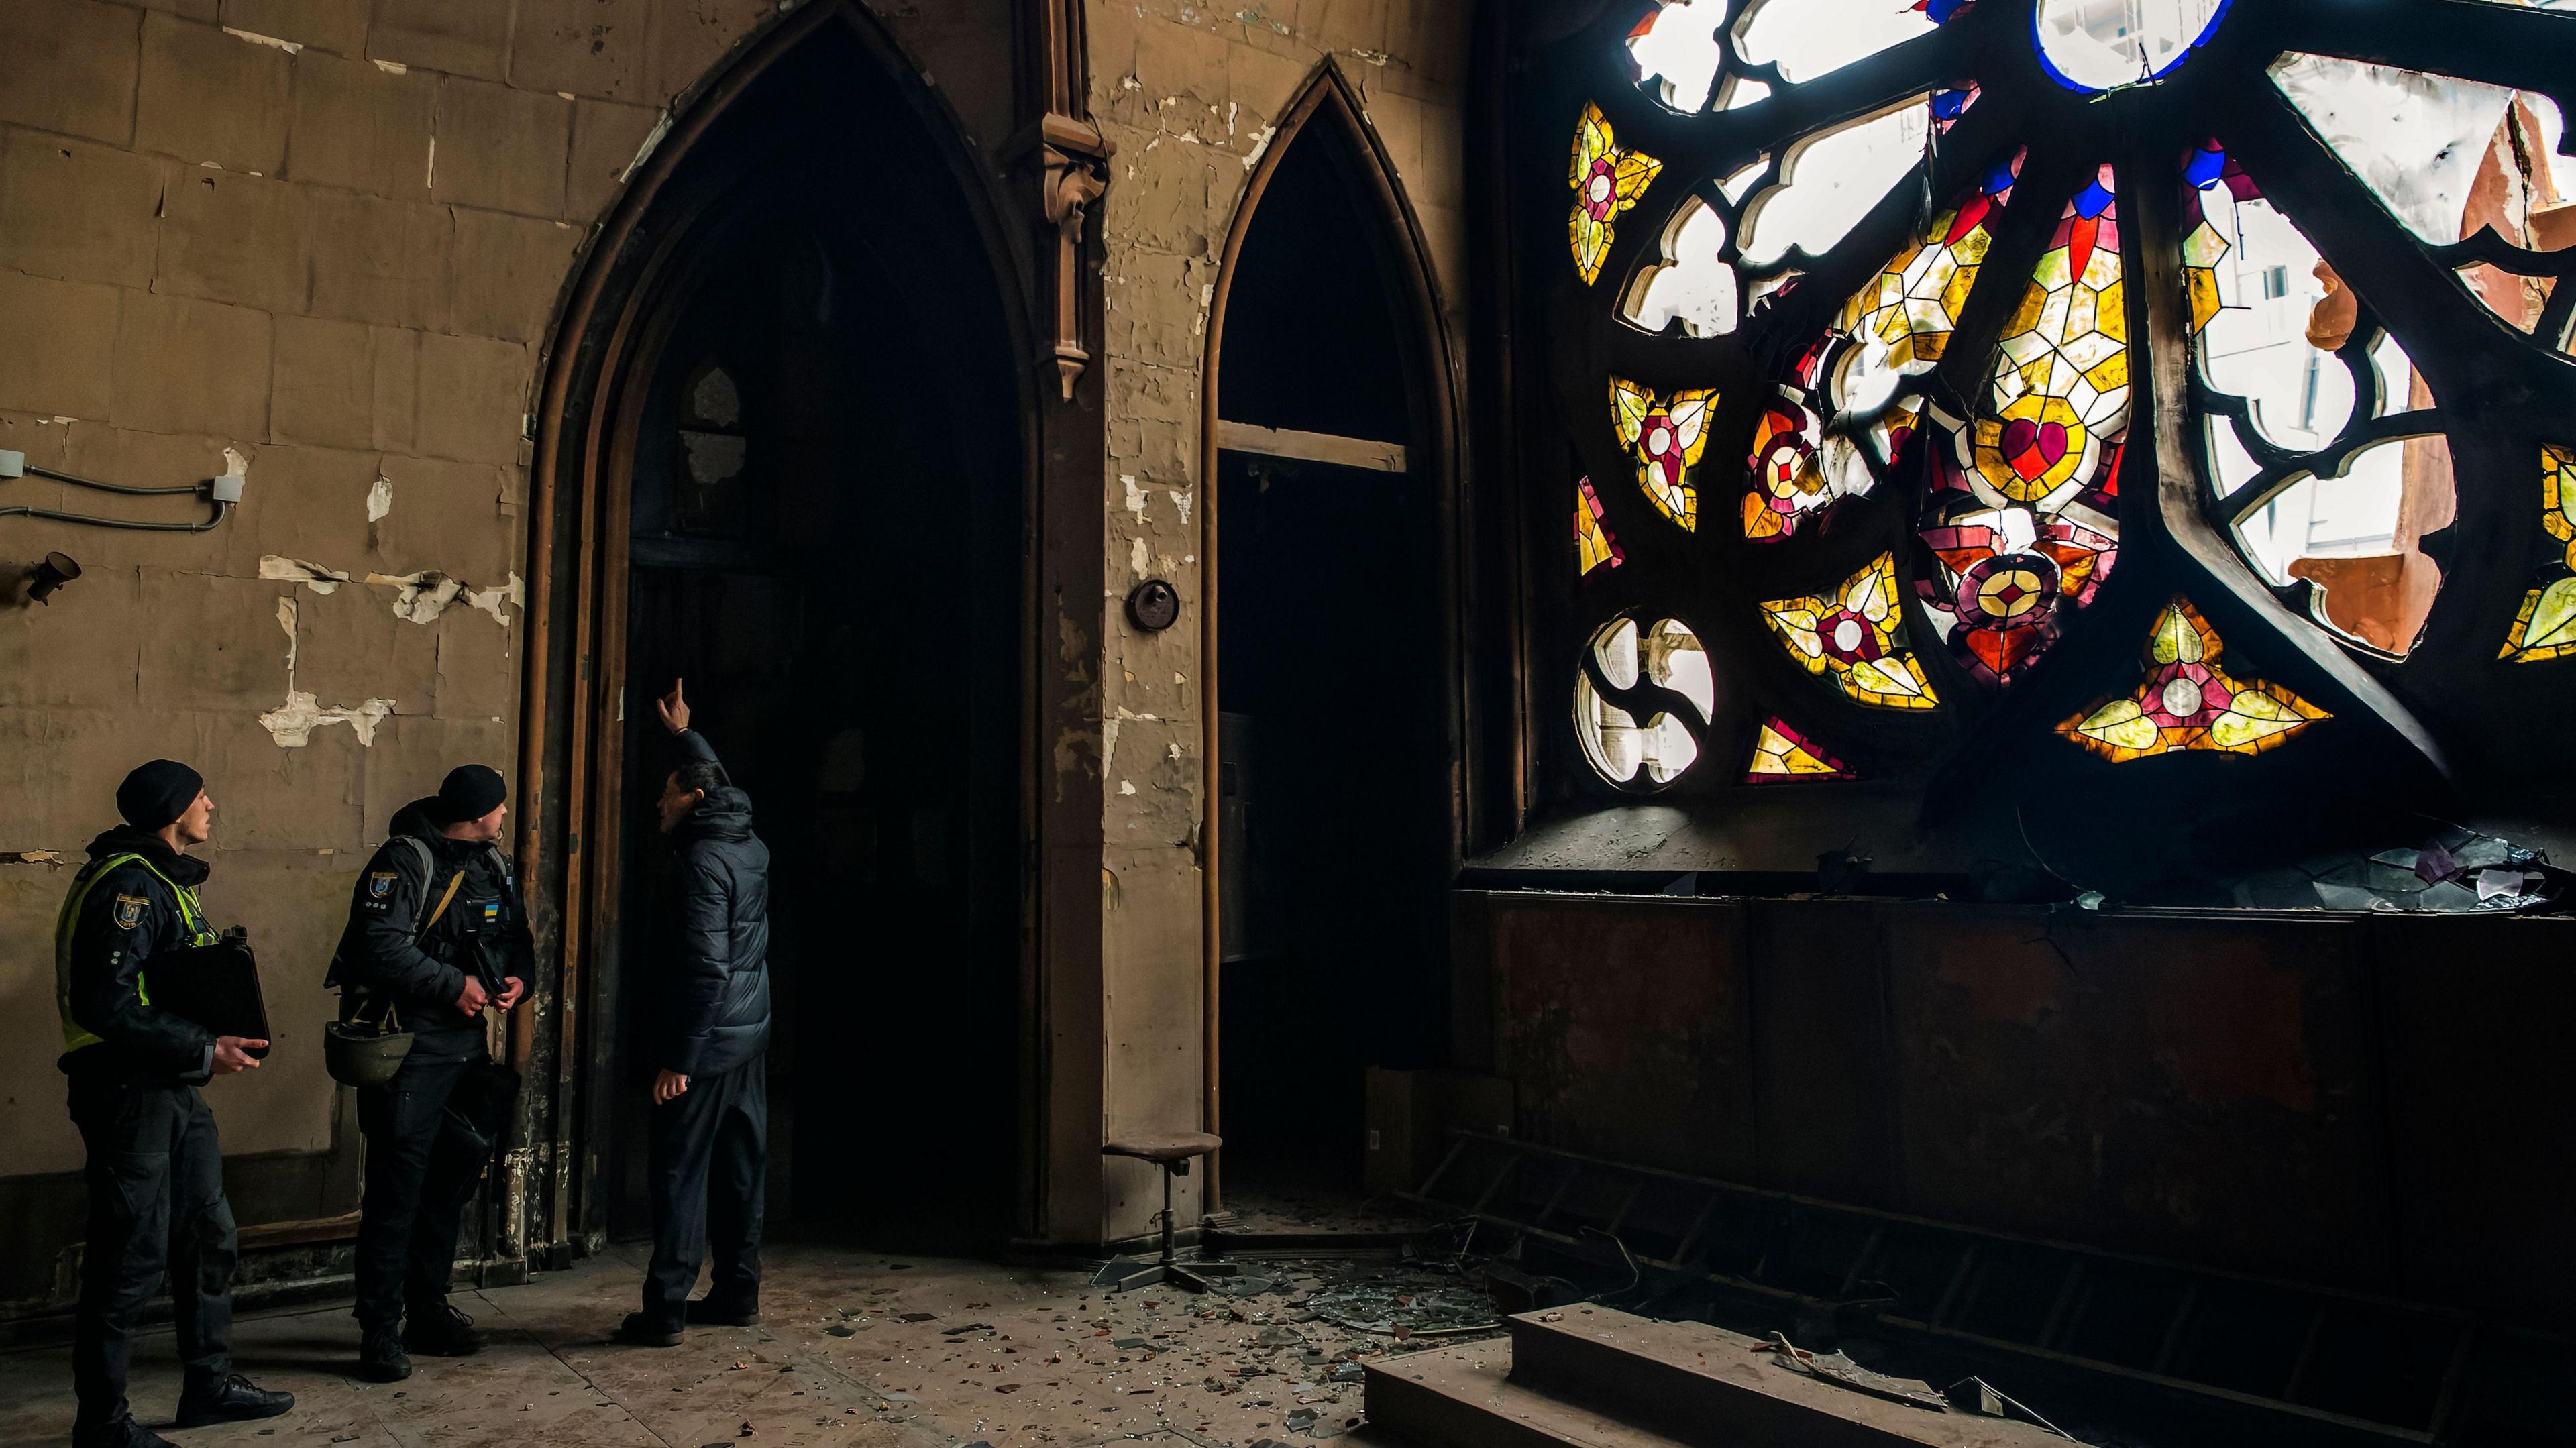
[176,1374,296,1427]
[405,1301,488,1357]
[616,1311,683,1347]
[72,1418,178,1448]
[357,1327,412,1382]
[685,1296,760,1327]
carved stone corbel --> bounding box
[1034,115,1114,402]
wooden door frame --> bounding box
[515,0,1047,1257]
[1197,60,1468,1211]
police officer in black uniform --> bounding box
[328,764,531,1382]
[56,760,293,1448]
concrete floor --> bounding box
[0,1242,1449,1448]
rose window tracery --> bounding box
[1537,0,2576,803]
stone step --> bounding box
[1361,1337,1699,1448]
[1509,1307,2071,1448]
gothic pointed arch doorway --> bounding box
[1201,64,1464,1206]
[524,4,1038,1254]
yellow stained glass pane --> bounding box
[1576,477,1623,575]
[1568,102,1662,286]
[2059,598,2328,760]
[1758,554,1940,710]
[1966,169,2130,516]
[1609,375,1713,530]
[2503,446,2576,661]
[1745,718,1856,783]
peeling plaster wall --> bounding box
[0,0,1006,1195]
[0,0,1468,1255]
[1081,0,1468,1240]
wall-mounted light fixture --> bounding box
[26,551,80,604]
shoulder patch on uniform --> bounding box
[369,871,398,898]
[112,894,148,929]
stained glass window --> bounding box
[2058,599,2328,761]
[1611,376,1715,529]
[1745,718,1857,783]
[1576,476,1625,575]
[2503,444,2576,662]
[1758,553,1939,710]
[1536,0,2576,812]
[1574,616,1712,787]
[1570,103,1662,286]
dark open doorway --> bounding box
[551,20,1027,1257]
[1210,84,1456,1203]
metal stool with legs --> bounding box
[1092,1132,1237,1293]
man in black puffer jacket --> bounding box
[620,679,773,1345]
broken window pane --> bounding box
[1640,712,1701,781]
[2455,94,2576,331]
[1594,616,1642,689]
[1628,0,1730,113]
[1737,100,1930,268]
[676,358,749,530]
[1833,151,2021,423]
[2035,0,2231,93]
[2271,54,2518,244]
[1917,168,2126,685]
[2205,414,2264,498]
[1643,617,1715,720]
[1574,671,1646,783]
[2234,431,2453,655]
[684,361,741,427]
[680,431,747,487]
[2373,330,2421,412]
[1622,196,1739,337]
[1716,74,1772,111]
[1719,157,1769,205]
[1574,616,1703,785]
[1734,0,1935,85]
[2181,160,2357,452]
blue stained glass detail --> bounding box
[2072,174,2116,219]
[2182,140,2228,188]
[2032,0,2235,94]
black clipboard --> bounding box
[145,941,273,1059]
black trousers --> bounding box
[641,1055,767,1329]
[68,1076,236,1436]
[354,1042,489,1335]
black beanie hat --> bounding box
[427,764,508,826]
[117,759,205,830]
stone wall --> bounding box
[1081,0,1470,1237]
[0,0,1474,1259]
[0,0,999,1189]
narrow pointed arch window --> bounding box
[1513,0,2576,873]
[675,356,750,535]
